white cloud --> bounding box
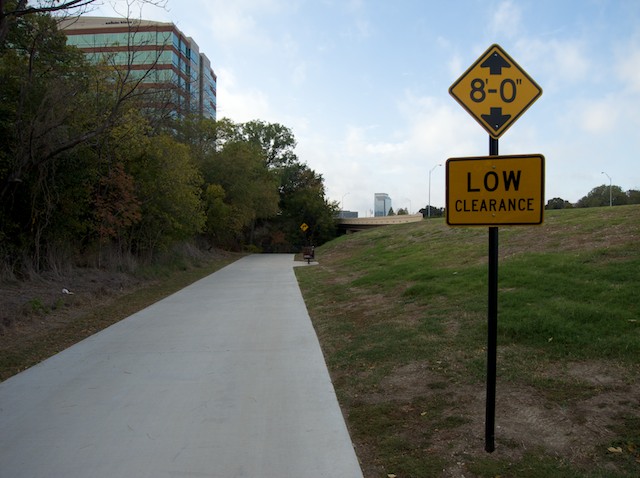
[436,36,451,49]
[282,32,300,57]
[344,126,404,158]
[345,0,364,12]
[204,4,259,44]
[354,18,372,39]
[554,41,591,82]
[579,96,620,134]
[490,0,523,39]
[291,62,307,87]
[616,44,640,93]
[400,93,483,158]
[516,38,590,89]
[95,0,170,22]
[327,0,371,41]
[215,67,271,122]
[447,54,463,80]
[196,0,291,48]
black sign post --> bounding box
[448,44,543,454]
[485,137,499,453]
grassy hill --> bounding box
[296,205,640,478]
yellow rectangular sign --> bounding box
[446,155,545,226]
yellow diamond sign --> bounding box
[300,222,309,232]
[449,44,542,138]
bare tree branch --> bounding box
[1,0,168,48]
[7,0,93,16]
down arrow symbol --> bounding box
[481,108,511,131]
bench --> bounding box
[302,246,315,264]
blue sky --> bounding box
[95,0,640,217]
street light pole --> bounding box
[341,192,350,214]
[428,164,442,218]
[601,172,612,207]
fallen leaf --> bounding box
[548,337,553,342]
[607,446,623,453]
[388,475,397,478]
[420,411,427,416]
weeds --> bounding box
[26,298,48,314]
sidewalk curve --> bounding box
[0,254,363,478]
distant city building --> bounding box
[337,210,358,219]
[374,193,392,217]
[60,16,217,120]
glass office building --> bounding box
[61,17,217,120]
[374,193,392,217]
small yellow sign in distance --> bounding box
[449,44,542,138]
[446,155,545,226]
[300,222,309,232]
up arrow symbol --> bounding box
[481,51,511,75]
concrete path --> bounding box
[0,255,363,478]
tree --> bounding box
[203,184,236,248]
[546,197,573,210]
[242,120,298,168]
[419,206,444,218]
[128,133,205,255]
[274,162,337,248]
[627,189,640,204]
[576,184,628,208]
[88,112,150,259]
[176,115,219,162]
[397,208,408,215]
[0,10,102,269]
[201,140,279,248]
[215,119,298,169]
[94,163,140,240]
[0,11,92,194]
[188,118,336,250]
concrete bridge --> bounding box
[337,213,424,233]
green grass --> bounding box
[296,205,640,478]
[499,252,639,360]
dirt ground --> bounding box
[1,268,140,332]
[367,359,640,477]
